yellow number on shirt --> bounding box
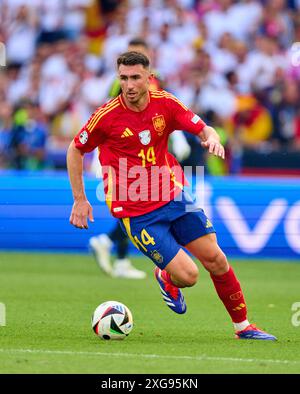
[147,147,156,165]
[137,149,146,167]
[138,147,156,167]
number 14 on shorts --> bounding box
[134,229,155,252]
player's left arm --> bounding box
[199,125,225,159]
[168,95,225,160]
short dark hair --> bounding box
[117,51,150,69]
[128,38,148,49]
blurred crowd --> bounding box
[0,0,300,174]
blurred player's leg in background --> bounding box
[89,233,113,276]
[90,223,146,279]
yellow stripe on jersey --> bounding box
[87,98,120,132]
[87,103,120,132]
[150,89,165,96]
[90,97,119,123]
[151,89,186,102]
[151,91,188,110]
[105,166,114,212]
[87,98,119,131]
[165,154,184,190]
[96,97,119,114]
[119,94,127,109]
[122,218,140,250]
[151,91,188,111]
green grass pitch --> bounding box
[0,252,300,374]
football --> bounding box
[91,301,133,340]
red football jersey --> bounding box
[74,90,206,218]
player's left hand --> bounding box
[201,137,225,159]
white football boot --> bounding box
[89,234,113,276]
[113,258,146,279]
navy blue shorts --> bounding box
[119,191,216,269]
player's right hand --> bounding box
[69,199,94,229]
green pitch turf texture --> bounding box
[0,252,299,374]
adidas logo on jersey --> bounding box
[205,219,213,228]
[121,128,134,138]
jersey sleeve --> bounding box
[74,108,107,154]
[168,95,206,135]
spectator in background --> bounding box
[0,102,13,168]
[203,0,262,43]
[9,100,48,170]
[0,0,299,175]
[209,32,237,76]
[24,101,48,170]
[271,78,300,150]
[5,5,38,65]
[245,35,288,92]
[260,0,294,48]
[231,40,252,94]
[204,110,229,175]
[227,95,273,149]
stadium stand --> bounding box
[0,0,300,175]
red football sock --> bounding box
[161,269,174,284]
[161,269,187,289]
[210,266,247,323]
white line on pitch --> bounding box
[0,348,299,365]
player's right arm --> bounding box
[67,105,108,229]
[67,140,94,229]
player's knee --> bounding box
[202,250,228,275]
[181,265,199,287]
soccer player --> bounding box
[89,38,156,280]
[89,38,190,279]
[67,51,276,340]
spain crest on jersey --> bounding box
[150,250,164,264]
[139,130,151,145]
[152,115,166,136]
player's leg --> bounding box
[89,222,146,279]
[185,232,249,325]
[172,210,248,324]
[163,248,198,288]
[154,248,198,314]
[89,149,114,275]
[90,223,128,276]
[171,208,276,339]
[119,214,198,314]
[185,233,276,340]
[89,232,113,276]
[110,224,146,279]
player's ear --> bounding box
[148,71,153,83]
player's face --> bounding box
[118,64,151,105]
